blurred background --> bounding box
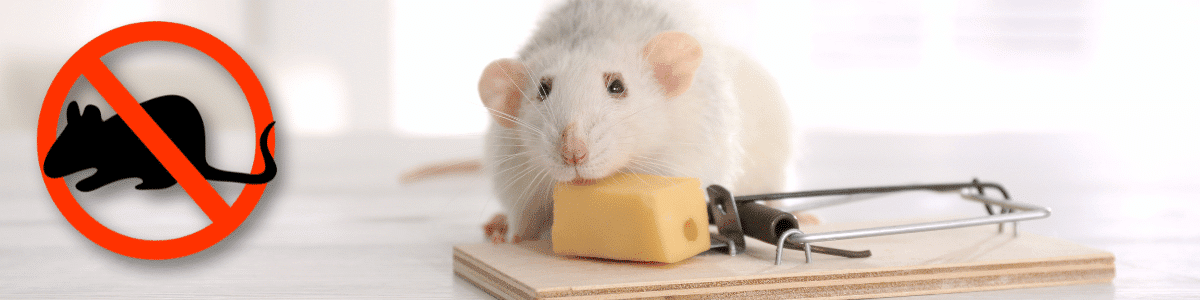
[2,0,1196,214]
[2,0,1197,190]
[0,0,1197,297]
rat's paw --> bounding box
[490,234,507,244]
[484,213,508,244]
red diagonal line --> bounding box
[80,59,230,222]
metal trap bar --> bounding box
[723,179,1050,265]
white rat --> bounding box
[479,0,793,243]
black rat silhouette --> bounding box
[43,95,277,192]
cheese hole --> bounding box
[683,218,698,242]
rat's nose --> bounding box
[560,123,588,165]
[562,146,588,165]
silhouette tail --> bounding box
[204,122,277,184]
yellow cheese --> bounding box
[551,173,710,263]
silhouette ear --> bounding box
[479,58,529,128]
[82,104,101,122]
[643,31,703,99]
[66,102,80,123]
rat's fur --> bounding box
[483,0,791,241]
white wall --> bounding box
[385,0,1200,139]
[2,0,1198,189]
[4,1,1198,136]
[379,0,1200,190]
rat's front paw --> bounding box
[484,213,508,244]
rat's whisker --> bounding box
[488,135,542,144]
[496,163,542,200]
[492,130,548,145]
[486,107,547,138]
[501,63,531,102]
[513,169,550,217]
[593,103,660,134]
[487,147,536,161]
[630,155,695,178]
[488,150,532,160]
[511,59,566,134]
[627,169,653,186]
[494,159,536,183]
[626,161,668,177]
[613,131,708,145]
[509,170,551,239]
[488,153,532,167]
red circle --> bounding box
[36,22,275,260]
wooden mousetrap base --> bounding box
[453,222,1114,300]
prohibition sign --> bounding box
[36,22,275,260]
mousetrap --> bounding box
[705,179,1049,265]
[454,179,1114,299]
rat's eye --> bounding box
[604,72,627,99]
[537,77,553,101]
[608,80,624,94]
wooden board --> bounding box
[453,222,1114,299]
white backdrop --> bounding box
[3,1,1197,135]
[1,0,1197,189]
[388,0,1200,137]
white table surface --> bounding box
[2,132,1197,299]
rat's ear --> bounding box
[643,31,703,99]
[479,58,529,128]
[66,102,80,123]
[82,104,101,122]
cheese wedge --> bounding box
[551,173,709,263]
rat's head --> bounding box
[43,101,103,178]
[479,32,703,184]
